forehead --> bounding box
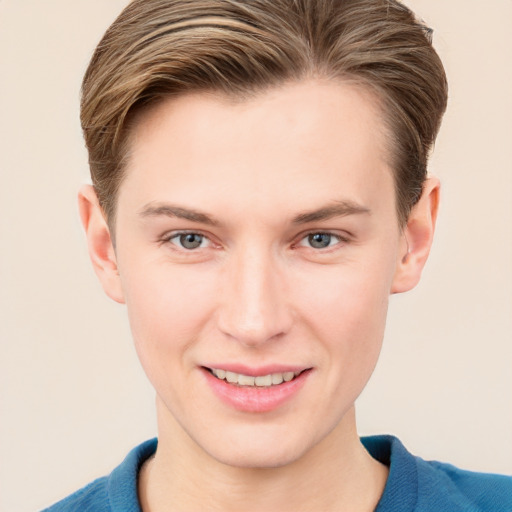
[120,79,395,222]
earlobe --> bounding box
[391,177,440,294]
[78,185,125,304]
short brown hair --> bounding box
[81,0,448,227]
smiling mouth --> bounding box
[205,368,307,388]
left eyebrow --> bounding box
[138,202,220,226]
[292,200,371,224]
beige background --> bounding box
[1,1,511,510]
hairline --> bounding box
[103,75,403,239]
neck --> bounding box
[139,403,388,512]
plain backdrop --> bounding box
[1,1,511,511]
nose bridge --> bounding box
[217,241,291,346]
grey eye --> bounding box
[179,233,204,249]
[308,233,333,249]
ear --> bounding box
[391,177,440,294]
[78,185,125,304]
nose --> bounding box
[216,244,293,347]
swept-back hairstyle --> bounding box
[81,0,448,226]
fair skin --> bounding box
[79,80,439,511]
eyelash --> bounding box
[161,230,350,252]
[295,232,350,251]
[162,231,214,251]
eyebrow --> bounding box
[292,200,371,224]
[138,203,220,226]
[138,199,370,226]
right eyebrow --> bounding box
[138,203,220,226]
[292,200,371,224]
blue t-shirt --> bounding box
[42,436,512,511]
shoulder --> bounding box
[41,438,158,512]
[362,435,512,512]
[417,459,512,512]
[41,476,109,512]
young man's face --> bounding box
[84,80,435,468]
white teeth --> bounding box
[212,368,226,379]
[238,374,255,386]
[271,373,283,385]
[255,375,272,387]
[226,371,238,384]
[210,368,303,387]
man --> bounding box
[44,0,512,510]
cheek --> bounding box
[285,261,392,428]
[293,259,392,369]
[119,263,219,375]
[295,259,391,326]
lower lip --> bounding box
[202,369,311,413]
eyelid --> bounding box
[158,228,351,251]
[161,229,216,249]
[294,230,351,250]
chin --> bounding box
[198,425,319,470]
[210,445,305,470]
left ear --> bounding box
[391,177,440,294]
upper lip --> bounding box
[202,364,311,377]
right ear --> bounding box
[78,185,125,304]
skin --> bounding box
[79,79,439,511]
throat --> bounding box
[148,400,387,512]
[139,434,388,512]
